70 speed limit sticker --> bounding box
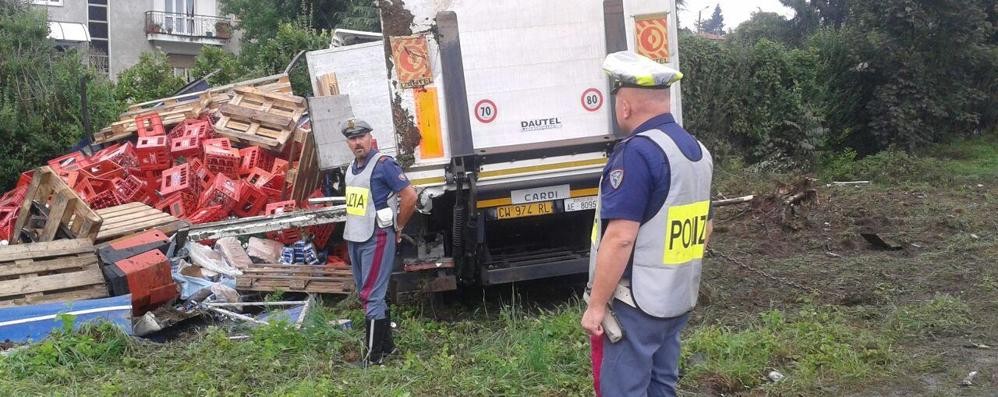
[474,99,497,123]
[581,88,604,112]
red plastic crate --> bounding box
[60,171,81,189]
[232,181,268,217]
[48,151,86,174]
[87,189,120,210]
[168,119,213,140]
[136,135,171,171]
[271,158,289,175]
[96,142,140,170]
[203,137,232,150]
[16,170,33,189]
[113,250,177,315]
[80,159,126,180]
[198,173,239,209]
[111,174,152,204]
[265,200,300,243]
[189,158,213,194]
[203,145,240,177]
[239,146,274,176]
[245,167,274,187]
[155,192,193,218]
[186,205,228,224]
[159,163,191,196]
[135,113,166,137]
[170,135,202,161]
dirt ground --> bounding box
[697,177,997,396]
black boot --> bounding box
[365,318,390,366]
[382,310,396,359]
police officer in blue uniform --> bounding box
[582,52,714,397]
[340,118,417,366]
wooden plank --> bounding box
[99,209,172,230]
[219,104,295,130]
[97,214,178,240]
[242,267,352,275]
[38,190,71,242]
[0,266,105,298]
[0,239,94,262]
[0,254,97,278]
[96,202,148,216]
[0,284,108,307]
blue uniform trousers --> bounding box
[591,301,691,397]
[347,227,396,320]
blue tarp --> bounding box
[0,294,133,343]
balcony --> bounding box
[145,11,233,49]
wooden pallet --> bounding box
[13,167,102,244]
[0,239,108,307]
[95,202,184,242]
[287,127,320,202]
[213,87,306,152]
[94,96,209,144]
[124,74,293,114]
[236,265,354,294]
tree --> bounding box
[0,0,120,189]
[700,5,725,35]
[113,51,186,104]
[192,46,248,86]
[239,21,331,95]
[730,11,793,45]
[220,0,379,43]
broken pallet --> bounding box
[236,265,354,294]
[213,87,306,152]
[287,127,320,202]
[13,166,102,244]
[95,202,185,242]
[0,239,108,307]
[94,96,208,144]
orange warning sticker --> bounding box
[390,35,433,89]
[635,14,670,64]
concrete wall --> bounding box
[35,1,87,25]
[107,0,154,79]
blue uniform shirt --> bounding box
[351,150,411,210]
[599,113,705,225]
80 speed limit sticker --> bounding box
[581,88,604,112]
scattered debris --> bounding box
[860,233,904,251]
[767,370,785,382]
[963,342,992,350]
[970,233,979,240]
[826,181,870,187]
[960,371,978,386]
[825,251,843,258]
[713,195,755,207]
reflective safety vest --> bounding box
[343,152,383,242]
[589,129,713,318]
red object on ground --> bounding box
[80,159,126,181]
[48,151,86,174]
[246,167,282,201]
[87,189,120,210]
[186,205,228,224]
[156,192,192,218]
[169,119,213,140]
[305,189,335,248]
[95,142,139,170]
[199,173,239,209]
[239,146,274,176]
[170,135,202,161]
[159,163,191,196]
[111,174,152,204]
[203,145,240,177]
[203,137,232,150]
[113,250,178,316]
[16,170,33,189]
[271,158,289,175]
[265,200,300,243]
[135,113,166,137]
[136,135,171,171]
[232,181,268,217]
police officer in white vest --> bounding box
[341,118,417,366]
[582,52,714,396]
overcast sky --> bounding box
[677,0,795,31]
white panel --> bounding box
[305,42,397,157]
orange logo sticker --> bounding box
[635,14,670,64]
[390,35,433,89]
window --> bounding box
[32,0,63,5]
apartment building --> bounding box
[36,0,241,81]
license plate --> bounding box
[496,202,554,220]
[564,196,598,212]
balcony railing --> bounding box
[144,11,233,41]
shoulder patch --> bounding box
[609,169,624,189]
[398,173,408,181]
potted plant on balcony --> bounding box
[215,21,233,39]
